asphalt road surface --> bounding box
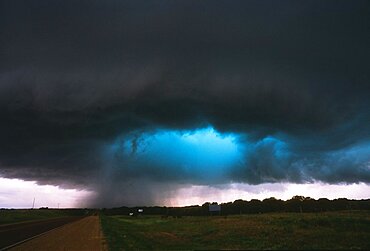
[8,216,106,251]
[0,217,83,250]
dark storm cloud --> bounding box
[0,0,369,206]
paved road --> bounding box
[0,217,83,250]
[9,216,107,251]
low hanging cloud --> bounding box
[0,0,369,206]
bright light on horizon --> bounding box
[0,177,93,209]
[165,182,370,207]
[1,177,369,208]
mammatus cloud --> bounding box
[0,0,369,206]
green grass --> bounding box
[0,209,86,225]
[101,211,370,250]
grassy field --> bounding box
[101,210,370,250]
[0,209,87,225]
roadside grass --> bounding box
[101,210,370,250]
[0,209,86,225]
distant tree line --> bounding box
[102,196,370,216]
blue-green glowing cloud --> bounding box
[107,127,243,182]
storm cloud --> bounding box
[0,0,369,207]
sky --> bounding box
[0,0,369,208]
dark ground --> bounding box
[101,211,370,250]
[0,217,83,249]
